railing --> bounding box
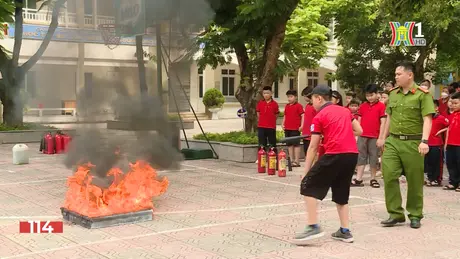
[22,8,115,28]
[27,108,76,117]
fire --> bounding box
[63,160,168,218]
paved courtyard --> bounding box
[1,143,460,259]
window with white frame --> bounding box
[289,75,295,90]
[273,81,279,98]
[221,69,235,96]
[307,71,319,87]
[198,68,204,98]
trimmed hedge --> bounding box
[0,123,56,132]
[193,130,285,145]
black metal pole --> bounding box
[156,23,163,105]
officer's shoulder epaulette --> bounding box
[417,87,430,94]
[388,86,400,93]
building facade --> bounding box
[1,0,155,119]
[1,0,341,120]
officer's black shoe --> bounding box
[381,217,405,227]
[410,219,421,229]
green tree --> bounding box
[333,0,460,88]
[197,0,334,132]
[0,0,67,126]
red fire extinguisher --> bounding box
[55,132,63,154]
[267,147,277,175]
[278,149,287,177]
[62,134,72,153]
[43,132,55,154]
[257,146,266,173]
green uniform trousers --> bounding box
[382,136,424,220]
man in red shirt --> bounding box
[425,99,450,186]
[352,84,387,188]
[283,90,304,166]
[444,92,460,191]
[301,86,316,154]
[293,85,362,245]
[256,86,279,151]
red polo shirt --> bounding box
[302,104,317,140]
[447,111,460,146]
[428,114,449,146]
[352,113,359,121]
[257,99,279,129]
[439,98,449,117]
[358,101,386,138]
[311,103,358,154]
[284,102,304,130]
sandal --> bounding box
[351,179,364,187]
[443,184,456,190]
[370,179,380,188]
[292,162,301,167]
[425,180,432,186]
[456,187,460,192]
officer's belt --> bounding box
[390,134,422,141]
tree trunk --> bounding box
[0,0,68,126]
[234,44,257,132]
[136,35,148,94]
[234,2,298,133]
[2,83,23,126]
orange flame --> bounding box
[63,160,168,218]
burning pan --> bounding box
[61,207,153,229]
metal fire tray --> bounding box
[61,207,153,229]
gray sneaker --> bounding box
[292,225,324,245]
[331,228,354,243]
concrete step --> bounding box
[175,112,209,120]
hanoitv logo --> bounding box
[389,22,426,46]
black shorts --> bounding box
[258,127,277,148]
[300,153,358,205]
[284,130,300,146]
[303,139,311,154]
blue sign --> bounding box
[7,24,155,46]
[237,108,247,118]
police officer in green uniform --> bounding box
[377,62,435,229]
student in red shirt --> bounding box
[348,99,360,120]
[332,91,343,106]
[425,99,450,186]
[345,91,356,109]
[380,90,389,106]
[301,86,316,154]
[283,90,304,166]
[256,86,279,151]
[352,84,387,188]
[444,92,460,191]
[293,85,362,245]
[439,88,450,117]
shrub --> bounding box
[278,112,284,117]
[0,123,56,131]
[193,130,285,145]
[202,88,225,108]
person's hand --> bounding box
[282,124,285,130]
[418,142,429,155]
[376,138,385,149]
[299,126,303,131]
